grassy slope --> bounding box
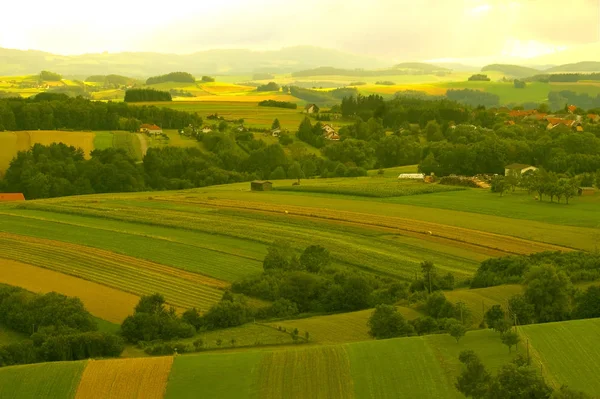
[347,337,457,399]
[165,352,264,399]
[0,325,26,345]
[446,285,524,327]
[521,318,600,395]
[0,361,86,399]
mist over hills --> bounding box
[0,46,389,77]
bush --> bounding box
[258,100,297,109]
[368,304,415,339]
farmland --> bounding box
[521,318,600,395]
[0,131,95,173]
[0,259,139,323]
[0,361,86,399]
[74,357,174,399]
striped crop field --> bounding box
[268,306,422,344]
[520,318,600,396]
[0,259,140,323]
[0,232,226,311]
[0,361,87,399]
[74,357,174,399]
[258,346,355,398]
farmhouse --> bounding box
[321,124,340,140]
[251,181,272,191]
[304,104,320,114]
[578,187,596,196]
[567,105,577,113]
[398,173,425,180]
[140,124,163,136]
[202,126,213,133]
[0,193,25,202]
[545,117,581,131]
[588,114,600,122]
[504,164,538,176]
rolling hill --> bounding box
[481,64,541,78]
[545,61,600,73]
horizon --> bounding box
[2,0,599,65]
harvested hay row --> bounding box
[75,357,174,399]
[0,259,139,323]
[0,233,226,311]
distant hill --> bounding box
[0,46,388,77]
[292,63,449,78]
[392,62,450,73]
[481,64,540,78]
[433,62,479,72]
[545,61,600,73]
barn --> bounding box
[578,187,596,196]
[251,181,273,191]
[0,193,25,202]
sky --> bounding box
[1,0,599,63]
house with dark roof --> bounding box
[304,104,320,114]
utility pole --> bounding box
[428,270,432,294]
[527,339,530,365]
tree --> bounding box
[425,292,456,319]
[513,79,526,89]
[411,316,438,335]
[263,240,295,271]
[448,319,467,343]
[491,175,507,196]
[484,305,505,332]
[301,159,317,178]
[368,304,415,339]
[421,260,436,293]
[299,245,330,273]
[287,162,304,183]
[551,386,592,399]
[271,118,281,130]
[558,178,578,204]
[505,171,520,192]
[573,285,600,319]
[456,350,492,398]
[490,362,552,399]
[269,166,286,180]
[501,331,520,353]
[524,264,573,322]
[508,295,535,325]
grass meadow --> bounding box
[0,361,86,399]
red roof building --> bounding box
[0,193,25,202]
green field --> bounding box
[521,318,600,395]
[0,325,26,345]
[165,352,264,399]
[0,361,86,399]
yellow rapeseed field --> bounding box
[0,259,139,323]
[75,357,174,399]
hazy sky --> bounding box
[1,0,598,61]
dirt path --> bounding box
[136,133,148,157]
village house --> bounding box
[545,117,582,131]
[567,105,577,113]
[0,193,25,202]
[588,114,600,122]
[202,126,213,133]
[321,124,340,140]
[251,181,272,191]
[504,164,538,176]
[304,104,320,114]
[140,124,163,136]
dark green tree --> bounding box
[368,304,415,339]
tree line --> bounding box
[124,88,172,102]
[0,285,123,367]
[0,95,199,131]
[146,72,195,85]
